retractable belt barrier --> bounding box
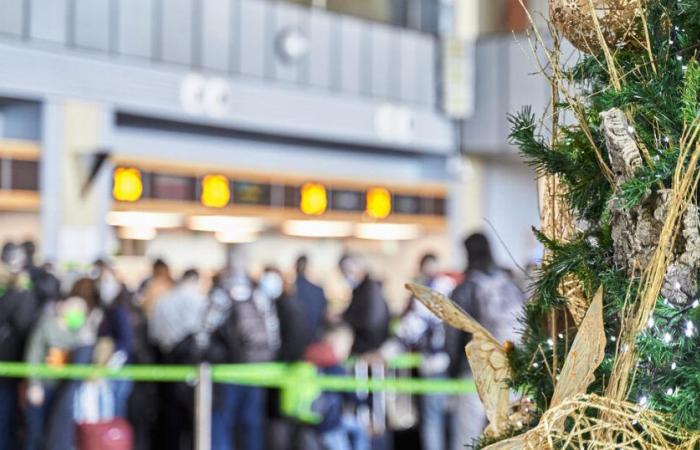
[0,359,476,424]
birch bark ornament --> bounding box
[549,0,641,53]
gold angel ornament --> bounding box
[405,284,606,449]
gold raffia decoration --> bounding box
[405,283,511,437]
[549,0,642,53]
[482,288,606,449]
[483,394,700,450]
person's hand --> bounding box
[27,384,44,406]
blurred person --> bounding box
[338,253,390,357]
[294,255,327,342]
[23,296,101,450]
[149,269,207,355]
[21,241,61,307]
[207,254,279,450]
[94,265,135,418]
[148,269,208,450]
[0,244,38,450]
[305,325,369,450]
[263,267,316,450]
[447,233,525,450]
[138,258,174,315]
[396,253,454,450]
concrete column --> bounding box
[40,99,111,266]
[447,155,484,269]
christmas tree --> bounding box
[410,1,700,448]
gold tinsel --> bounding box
[549,0,642,53]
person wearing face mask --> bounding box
[24,296,100,450]
[94,264,134,418]
[338,253,390,357]
[208,253,279,450]
[259,267,314,450]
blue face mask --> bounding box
[259,273,284,300]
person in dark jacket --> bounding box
[21,241,61,307]
[338,253,390,356]
[0,252,37,450]
[94,264,135,418]
[294,255,327,342]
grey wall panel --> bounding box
[201,0,231,71]
[339,17,362,95]
[272,2,303,84]
[118,0,153,58]
[506,40,547,147]
[30,0,68,44]
[0,0,23,36]
[239,0,266,77]
[414,36,435,107]
[74,0,110,51]
[369,24,392,99]
[307,10,331,89]
[160,0,193,65]
[399,31,419,104]
[0,103,41,140]
[461,38,502,151]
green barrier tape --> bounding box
[386,353,422,370]
[0,361,475,423]
[0,362,475,394]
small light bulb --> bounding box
[639,395,648,406]
[627,125,636,135]
[546,338,553,347]
[672,362,677,370]
[663,332,672,343]
[666,388,674,396]
[533,362,539,368]
[647,317,655,328]
[693,300,699,308]
[558,333,564,339]
[610,336,617,342]
[685,321,694,337]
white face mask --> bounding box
[100,273,121,306]
[259,272,284,301]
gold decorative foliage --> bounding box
[549,0,641,53]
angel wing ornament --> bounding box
[406,283,606,450]
[405,283,511,436]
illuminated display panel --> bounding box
[300,183,328,215]
[201,175,231,208]
[233,182,271,206]
[150,174,196,201]
[112,167,445,217]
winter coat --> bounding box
[447,267,525,377]
[0,278,37,361]
[342,275,390,355]
[295,276,327,342]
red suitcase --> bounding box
[76,418,133,450]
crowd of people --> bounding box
[0,232,526,450]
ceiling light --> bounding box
[215,230,260,244]
[118,226,156,241]
[106,211,183,229]
[282,220,353,238]
[188,215,266,232]
[355,223,420,241]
